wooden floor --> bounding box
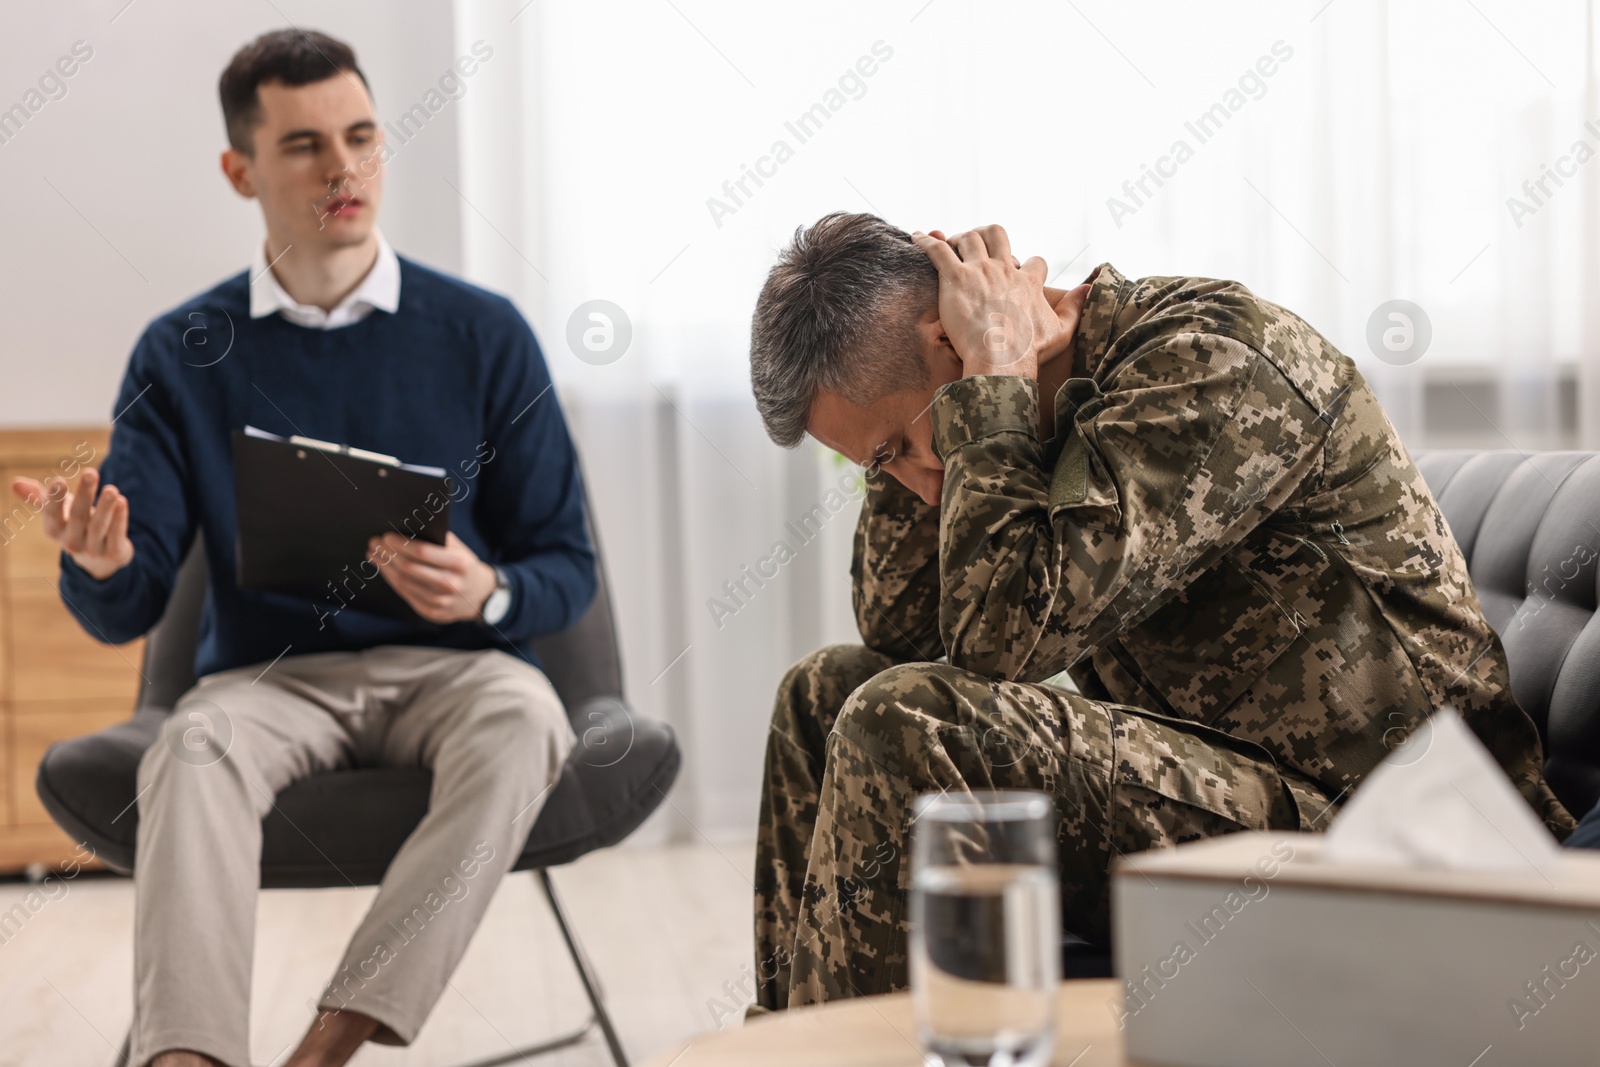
[0,841,758,1067]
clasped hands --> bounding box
[910,225,1091,381]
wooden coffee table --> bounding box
[644,979,1138,1066]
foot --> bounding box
[283,1009,381,1067]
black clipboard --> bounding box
[232,427,451,625]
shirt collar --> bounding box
[1069,262,1130,381]
[248,232,401,329]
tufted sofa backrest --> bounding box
[1415,451,1600,818]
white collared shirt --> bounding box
[249,233,401,330]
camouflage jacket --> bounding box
[852,263,1573,836]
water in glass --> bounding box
[910,792,1059,1067]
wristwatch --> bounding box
[481,566,512,626]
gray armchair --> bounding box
[34,515,678,1067]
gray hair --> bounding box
[749,212,937,448]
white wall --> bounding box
[0,0,465,427]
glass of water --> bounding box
[910,790,1060,1067]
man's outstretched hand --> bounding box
[9,468,135,580]
[911,225,1090,380]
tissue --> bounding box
[1320,707,1563,877]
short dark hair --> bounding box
[219,29,370,154]
[749,212,938,448]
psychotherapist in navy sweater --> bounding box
[8,30,593,1067]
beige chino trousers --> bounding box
[129,645,573,1067]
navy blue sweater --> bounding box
[60,258,596,678]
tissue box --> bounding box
[1112,832,1600,1066]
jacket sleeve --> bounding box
[471,305,597,643]
[850,468,944,661]
[58,329,197,645]
[929,333,1325,682]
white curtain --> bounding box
[450,0,1600,840]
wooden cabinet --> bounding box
[0,428,143,872]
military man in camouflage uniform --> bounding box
[746,213,1573,1012]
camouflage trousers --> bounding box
[754,644,1328,1011]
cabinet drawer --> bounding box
[0,589,7,714]
[0,702,9,827]
[0,825,101,874]
[8,576,143,703]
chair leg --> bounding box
[540,868,630,1067]
[445,869,628,1067]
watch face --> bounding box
[484,587,511,625]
